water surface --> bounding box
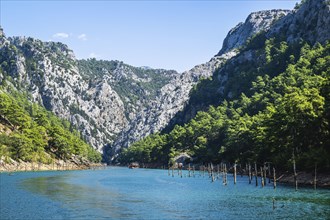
[1,167,329,219]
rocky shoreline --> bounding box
[0,157,104,172]
[277,171,330,188]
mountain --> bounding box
[118,0,330,172]
[1,0,328,166]
[162,0,330,132]
[0,31,176,156]
[0,7,285,160]
[110,9,292,154]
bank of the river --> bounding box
[122,161,330,188]
[0,156,104,172]
[277,171,330,188]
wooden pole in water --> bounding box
[248,163,252,184]
[234,163,237,185]
[273,167,276,189]
[224,164,228,185]
[314,163,317,190]
[211,163,215,182]
[255,163,258,187]
[263,164,267,186]
[192,165,195,177]
[268,163,271,184]
[172,166,174,177]
[240,164,243,177]
[261,167,264,187]
[293,151,298,191]
[188,164,191,177]
[222,163,225,184]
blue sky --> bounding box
[1,1,299,72]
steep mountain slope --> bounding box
[120,40,330,171]
[111,9,291,154]
[0,85,101,168]
[0,30,177,154]
[118,0,330,171]
[163,0,330,132]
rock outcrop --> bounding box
[218,9,290,55]
[268,0,330,44]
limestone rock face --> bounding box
[267,0,330,44]
[111,54,232,152]
[0,35,175,152]
[218,9,291,55]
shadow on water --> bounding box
[19,172,141,219]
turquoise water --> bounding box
[1,167,329,220]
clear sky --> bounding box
[0,0,299,72]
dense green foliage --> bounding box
[119,40,330,172]
[0,85,102,164]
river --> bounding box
[1,167,329,219]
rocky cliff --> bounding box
[0,32,177,153]
[157,0,329,134]
[217,9,290,55]
[109,9,294,154]
[268,0,330,44]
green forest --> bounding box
[0,84,102,164]
[119,39,330,172]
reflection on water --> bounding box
[1,167,330,220]
[20,172,140,219]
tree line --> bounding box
[0,84,102,164]
[118,39,330,172]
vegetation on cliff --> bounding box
[0,83,102,165]
[119,39,330,172]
